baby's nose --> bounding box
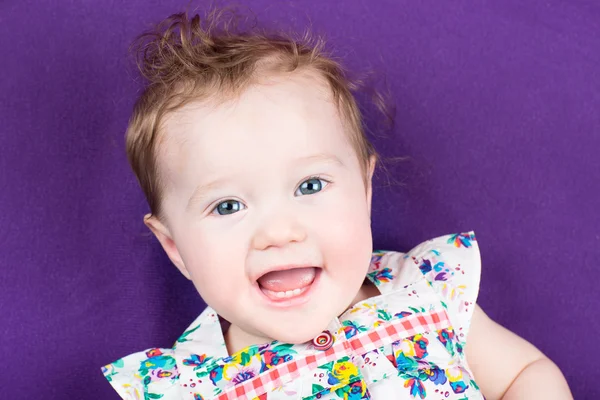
[251,215,306,250]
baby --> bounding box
[102,8,572,400]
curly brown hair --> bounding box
[126,7,381,217]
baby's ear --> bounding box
[144,214,192,280]
[366,155,377,214]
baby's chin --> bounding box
[228,313,330,346]
[255,297,359,344]
[261,309,348,344]
[261,323,331,344]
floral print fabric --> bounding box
[102,232,483,399]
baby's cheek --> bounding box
[319,202,373,293]
[186,256,239,305]
[189,269,243,322]
[326,209,373,300]
[322,201,372,259]
[183,230,245,288]
[193,263,236,290]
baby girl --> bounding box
[102,8,572,400]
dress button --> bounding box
[313,330,334,351]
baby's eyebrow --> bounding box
[187,179,227,210]
[295,153,344,167]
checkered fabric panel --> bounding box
[215,309,451,399]
[348,309,449,355]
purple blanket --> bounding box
[1,0,598,397]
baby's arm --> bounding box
[465,305,572,399]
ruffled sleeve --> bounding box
[101,347,181,399]
[407,231,481,343]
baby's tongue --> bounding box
[257,267,316,292]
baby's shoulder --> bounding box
[364,232,482,341]
[101,308,225,399]
[102,347,181,399]
[367,231,481,291]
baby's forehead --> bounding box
[161,73,343,144]
[157,72,355,176]
[169,71,335,119]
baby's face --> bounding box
[151,72,374,345]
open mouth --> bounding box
[256,266,318,302]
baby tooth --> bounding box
[265,287,307,300]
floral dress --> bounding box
[102,232,483,399]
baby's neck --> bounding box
[224,324,272,356]
[223,280,379,355]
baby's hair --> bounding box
[126,6,392,217]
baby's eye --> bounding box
[295,177,329,196]
[212,200,245,215]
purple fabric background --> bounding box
[1,0,598,398]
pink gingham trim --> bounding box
[214,309,451,400]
